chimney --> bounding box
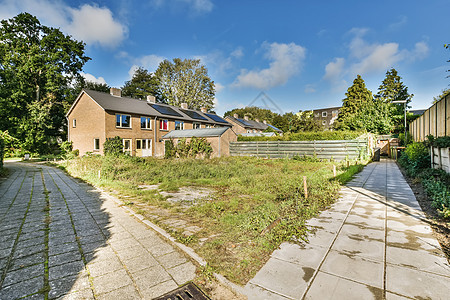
[181,103,188,109]
[255,118,260,123]
[233,113,239,118]
[263,120,267,124]
[201,107,208,113]
[110,87,121,97]
[244,115,249,121]
[146,95,156,103]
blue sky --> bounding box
[1,0,449,115]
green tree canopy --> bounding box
[154,58,215,110]
[0,13,90,154]
[336,75,373,130]
[432,88,450,104]
[122,67,163,101]
[374,68,413,133]
[224,106,278,123]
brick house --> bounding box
[225,114,282,135]
[66,88,232,157]
[311,107,341,129]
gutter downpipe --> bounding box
[154,116,158,157]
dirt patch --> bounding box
[398,164,450,261]
[160,186,213,207]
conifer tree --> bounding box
[336,75,373,130]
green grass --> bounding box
[63,155,367,284]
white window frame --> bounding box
[123,139,132,155]
[160,119,169,131]
[93,138,100,151]
[140,116,152,130]
[193,122,201,129]
[116,114,131,128]
[322,111,327,117]
[175,120,184,130]
[73,119,76,128]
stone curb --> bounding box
[94,186,246,297]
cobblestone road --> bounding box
[0,162,196,299]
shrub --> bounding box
[165,137,213,159]
[164,139,176,159]
[103,136,123,156]
[0,136,4,169]
[238,130,364,141]
[422,178,450,218]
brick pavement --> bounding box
[0,162,196,299]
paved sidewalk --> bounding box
[0,162,196,299]
[244,159,450,299]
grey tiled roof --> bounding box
[70,89,230,126]
[162,127,231,138]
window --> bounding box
[73,119,76,128]
[123,139,132,155]
[175,120,184,130]
[94,138,100,151]
[160,119,168,131]
[322,111,327,117]
[322,120,327,125]
[205,124,213,128]
[116,114,131,128]
[193,122,201,129]
[140,117,152,129]
[136,139,141,149]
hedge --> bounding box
[238,130,364,142]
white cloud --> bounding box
[0,1,127,48]
[151,0,213,15]
[389,15,408,31]
[81,72,107,85]
[127,54,166,78]
[232,42,306,89]
[215,82,225,93]
[323,28,429,90]
[68,4,127,48]
[231,47,244,58]
[323,58,345,81]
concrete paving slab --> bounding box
[96,284,141,300]
[156,250,188,269]
[304,271,383,300]
[167,261,197,285]
[249,257,312,299]
[271,242,328,268]
[386,264,450,299]
[320,250,384,288]
[243,283,291,300]
[139,279,178,300]
[92,269,133,295]
[132,265,172,291]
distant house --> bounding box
[225,114,282,135]
[66,88,232,157]
[311,107,341,129]
[162,127,237,158]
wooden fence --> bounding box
[410,94,450,141]
[431,146,450,173]
[229,139,370,161]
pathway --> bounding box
[244,159,450,299]
[0,162,196,299]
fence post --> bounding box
[333,165,336,177]
[303,176,308,199]
[98,170,101,179]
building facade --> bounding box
[311,107,341,129]
[66,89,232,157]
[225,114,282,135]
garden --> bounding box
[61,154,366,284]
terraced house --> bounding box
[225,114,282,135]
[66,88,233,157]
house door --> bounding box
[136,139,152,157]
[123,139,132,155]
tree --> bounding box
[374,68,413,133]
[224,106,278,123]
[0,13,90,153]
[154,58,215,110]
[335,75,373,130]
[122,67,162,101]
[432,88,450,104]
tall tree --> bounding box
[335,75,373,130]
[155,58,215,110]
[0,13,90,153]
[374,68,413,133]
[122,67,162,101]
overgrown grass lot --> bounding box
[63,155,364,284]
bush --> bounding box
[0,136,4,169]
[103,136,123,156]
[422,178,450,218]
[165,137,213,159]
[426,135,450,148]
